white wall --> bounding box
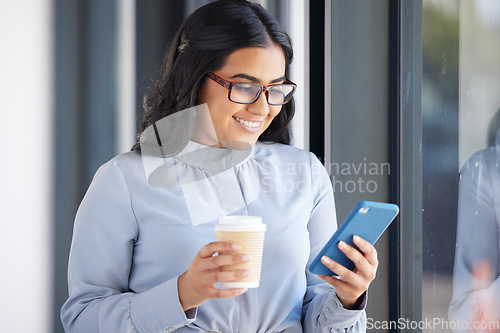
[0,1,53,332]
[117,0,137,153]
[290,0,309,150]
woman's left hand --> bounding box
[317,235,378,310]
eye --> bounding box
[233,83,256,94]
[268,86,283,95]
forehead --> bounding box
[218,45,286,82]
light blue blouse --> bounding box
[61,141,366,332]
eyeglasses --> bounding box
[206,72,297,106]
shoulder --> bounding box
[459,147,500,199]
[461,147,499,176]
[92,151,144,183]
[111,151,143,169]
[254,142,320,164]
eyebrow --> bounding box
[231,73,287,84]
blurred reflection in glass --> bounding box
[449,108,500,333]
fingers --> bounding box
[178,241,251,311]
[197,241,251,273]
[200,253,252,271]
[338,240,367,271]
[316,236,379,308]
[205,285,249,300]
[198,241,242,258]
[317,271,349,291]
[318,254,370,308]
[178,271,248,311]
[199,268,252,285]
[197,242,253,283]
[352,235,378,267]
[319,255,356,283]
[327,237,377,280]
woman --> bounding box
[61,1,378,332]
[449,111,500,333]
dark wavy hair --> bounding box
[132,0,294,152]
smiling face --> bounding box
[196,44,287,148]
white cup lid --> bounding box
[215,216,266,231]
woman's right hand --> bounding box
[177,241,251,311]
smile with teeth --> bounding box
[233,116,263,128]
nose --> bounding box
[247,90,270,117]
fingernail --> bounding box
[321,256,331,264]
[232,244,242,250]
[241,270,251,276]
[241,255,251,262]
[353,235,360,242]
[239,288,248,294]
[338,241,347,249]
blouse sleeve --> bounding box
[301,153,367,333]
[60,159,196,333]
[449,151,500,331]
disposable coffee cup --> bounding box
[215,216,266,288]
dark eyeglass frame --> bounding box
[206,72,297,106]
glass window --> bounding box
[328,0,392,326]
[422,0,500,332]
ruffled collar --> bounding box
[141,141,259,225]
[174,141,254,173]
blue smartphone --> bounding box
[309,201,399,276]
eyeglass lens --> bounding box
[230,83,295,105]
